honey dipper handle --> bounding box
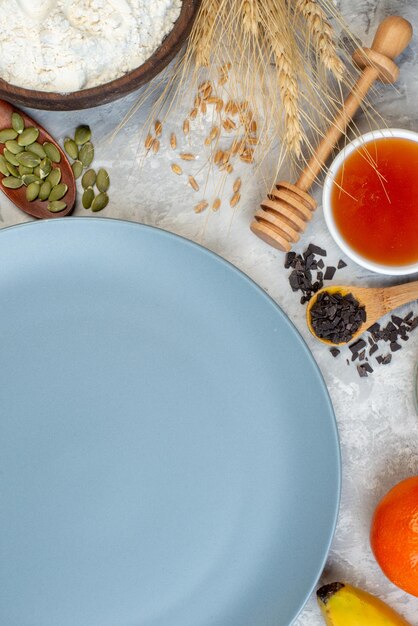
[296,16,413,193]
[380,280,418,315]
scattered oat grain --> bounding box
[154,120,162,137]
[214,149,223,164]
[152,139,160,154]
[190,108,198,120]
[145,133,153,150]
[212,198,221,211]
[180,153,196,161]
[183,119,190,135]
[188,175,199,191]
[230,192,241,207]
[233,177,241,193]
[170,133,177,150]
[194,200,208,214]
[171,163,182,175]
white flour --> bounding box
[0,0,182,92]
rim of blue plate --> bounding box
[0,216,341,625]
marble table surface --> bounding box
[1,0,418,624]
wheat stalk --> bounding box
[295,0,344,80]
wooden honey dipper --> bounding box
[251,15,413,252]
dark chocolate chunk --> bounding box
[317,259,325,270]
[357,364,369,377]
[390,341,402,352]
[337,259,347,269]
[349,338,367,354]
[367,322,380,333]
[324,266,336,280]
[284,252,296,269]
[358,349,366,361]
[369,344,378,356]
[308,243,327,256]
[330,348,340,357]
[381,354,392,365]
[391,315,404,327]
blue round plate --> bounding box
[0,219,340,626]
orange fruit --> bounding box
[370,476,418,597]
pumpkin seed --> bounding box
[16,152,41,168]
[26,181,40,202]
[17,127,39,147]
[2,176,23,189]
[43,142,61,163]
[4,149,20,166]
[71,160,83,179]
[91,192,108,212]
[96,168,109,192]
[28,142,46,159]
[12,112,25,134]
[22,174,41,186]
[48,183,67,202]
[0,128,18,142]
[46,168,61,187]
[74,125,91,145]
[79,142,94,167]
[64,138,79,160]
[5,140,24,154]
[82,186,95,209]
[6,162,19,177]
[39,181,52,201]
[0,154,9,176]
[82,168,96,189]
[18,164,33,176]
[48,200,67,213]
[34,165,41,178]
[39,157,52,178]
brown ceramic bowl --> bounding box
[0,0,200,111]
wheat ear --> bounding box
[241,0,259,35]
[193,0,221,68]
[295,0,344,80]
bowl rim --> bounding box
[323,127,418,276]
[0,0,200,111]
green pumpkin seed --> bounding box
[91,192,108,212]
[64,138,79,160]
[96,168,110,193]
[82,168,96,189]
[39,180,52,201]
[71,160,83,179]
[26,181,40,202]
[17,127,39,147]
[79,142,94,167]
[6,162,19,177]
[46,168,61,187]
[82,186,95,209]
[2,176,23,189]
[39,157,52,178]
[0,128,18,142]
[16,152,41,168]
[34,165,41,178]
[18,164,33,176]
[49,183,68,201]
[5,140,24,155]
[22,174,41,186]
[4,149,20,166]
[43,142,61,163]
[0,154,9,176]
[11,112,25,134]
[74,125,91,146]
[28,142,46,159]
[48,200,67,213]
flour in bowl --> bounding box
[0,0,182,92]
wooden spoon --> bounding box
[306,281,418,346]
[0,100,75,218]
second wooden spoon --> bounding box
[306,281,418,345]
[0,99,75,219]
